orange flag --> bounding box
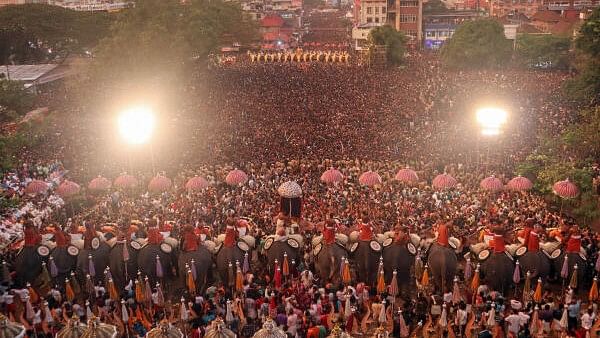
[187,270,196,294]
[66,280,75,302]
[421,268,430,287]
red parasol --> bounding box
[56,180,80,198]
[113,174,138,189]
[480,175,503,192]
[148,175,172,193]
[395,167,418,184]
[506,176,533,191]
[88,176,111,191]
[359,171,382,186]
[320,168,343,184]
[225,169,248,186]
[24,179,49,195]
[553,178,579,198]
[432,173,457,190]
[185,176,209,191]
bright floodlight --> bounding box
[476,107,508,129]
[118,107,155,145]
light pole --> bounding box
[475,107,508,171]
[117,106,156,173]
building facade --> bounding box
[387,0,423,41]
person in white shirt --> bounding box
[455,302,468,338]
[581,308,595,331]
[505,310,522,336]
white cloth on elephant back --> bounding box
[240,235,255,248]
[409,233,421,247]
[349,231,359,242]
[215,234,226,246]
[71,238,84,250]
[288,234,303,247]
[163,237,179,249]
[505,244,521,256]
[470,242,488,255]
[203,240,217,253]
[539,242,561,255]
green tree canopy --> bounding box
[368,26,407,66]
[566,8,600,104]
[0,4,113,63]
[516,34,571,69]
[441,19,512,69]
[0,79,34,122]
[576,7,600,58]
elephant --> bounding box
[14,246,45,287]
[107,241,139,291]
[350,241,381,287]
[263,238,301,276]
[517,251,551,281]
[215,244,247,288]
[76,243,111,283]
[553,252,586,288]
[178,245,214,294]
[427,244,457,293]
[48,246,78,283]
[137,243,175,286]
[314,243,347,285]
[480,252,514,293]
[382,242,415,296]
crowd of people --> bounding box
[0,21,596,337]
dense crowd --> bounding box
[1,46,598,338]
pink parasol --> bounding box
[148,175,172,193]
[395,167,418,184]
[506,176,533,191]
[480,175,503,192]
[113,174,138,189]
[225,169,248,186]
[56,180,81,198]
[24,179,49,195]
[553,178,579,198]
[88,176,111,191]
[432,173,457,190]
[320,168,343,184]
[359,171,382,186]
[185,176,209,191]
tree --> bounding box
[368,26,407,66]
[441,19,512,69]
[423,0,447,13]
[575,7,600,58]
[0,4,113,63]
[516,34,571,69]
[0,79,34,122]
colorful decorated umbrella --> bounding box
[432,173,457,190]
[342,258,351,285]
[225,169,248,186]
[113,174,138,189]
[376,270,386,294]
[421,264,430,287]
[590,277,598,302]
[185,176,209,191]
[359,171,382,186]
[533,278,543,303]
[56,180,80,198]
[553,178,579,198]
[278,181,302,198]
[148,175,172,193]
[321,168,343,184]
[88,176,111,191]
[108,278,119,302]
[395,167,418,184]
[24,179,49,195]
[471,264,480,292]
[506,176,533,191]
[480,175,503,192]
[187,269,196,294]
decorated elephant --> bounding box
[349,240,382,287]
[381,239,417,296]
[107,239,140,291]
[553,252,586,288]
[14,245,46,287]
[137,240,176,286]
[215,244,248,288]
[48,245,78,283]
[313,241,347,285]
[262,235,302,275]
[426,244,457,293]
[479,251,514,293]
[76,243,111,284]
[178,243,214,294]
[517,250,551,281]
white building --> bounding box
[47,0,131,11]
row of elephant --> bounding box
[10,230,590,296]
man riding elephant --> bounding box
[382,224,415,296]
[427,220,457,293]
[263,214,302,275]
[517,220,551,281]
[15,220,44,286]
[215,218,253,287]
[48,225,77,283]
[313,219,347,285]
[350,215,381,287]
[480,225,514,293]
[178,225,213,293]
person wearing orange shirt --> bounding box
[223,219,238,248]
[491,231,506,254]
[436,221,450,247]
[527,227,541,252]
[53,226,70,248]
[393,224,408,244]
[357,216,374,242]
[566,227,582,254]
[518,218,535,246]
[323,220,337,245]
[23,221,42,247]
[83,222,98,250]
[181,225,199,252]
[146,226,163,246]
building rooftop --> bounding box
[531,10,562,22]
[0,64,59,82]
[261,14,285,27]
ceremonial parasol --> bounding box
[590,277,599,302]
[421,264,430,287]
[83,315,118,338]
[185,176,209,191]
[277,181,302,198]
[148,175,172,193]
[359,171,382,187]
[204,317,236,338]
[395,167,418,184]
[432,173,457,190]
[56,180,81,198]
[506,176,533,191]
[146,320,184,338]
[553,178,579,198]
[480,175,503,192]
[88,176,111,192]
[321,168,343,184]
[533,278,543,303]
[113,174,138,189]
[252,318,287,338]
[225,169,248,186]
[471,264,480,292]
[56,315,85,338]
[24,179,49,195]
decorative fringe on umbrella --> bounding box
[88,255,96,277]
[155,256,164,279]
[43,301,53,323]
[590,277,598,302]
[49,257,58,278]
[377,269,386,294]
[66,278,75,302]
[513,261,521,284]
[464,257,472,281]
[190,259,197,280]
[27,283,38,304]
[180,298,189,321]
[187,269,196,294]
[399,310,409,337]
[108,278,118,301]
[282,253,290,277]
[342,258,351,285]
[533,278,543,303]
[471,264,480,292]
[121,300,129,322]
[569,264,578,289]
[421,264,430,287]
[561,255,569,279]
[243,252,250,274]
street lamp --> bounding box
[118,106,156,145]
[476,107,508,135]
